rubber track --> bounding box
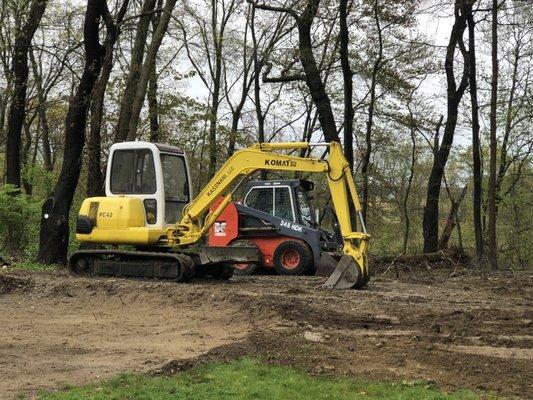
[69,249,196,282]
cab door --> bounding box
[160,153,191,225]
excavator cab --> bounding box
[106,142,192,227]
[76,142,193,245]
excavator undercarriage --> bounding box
[69,245,259,281]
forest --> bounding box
[0,0,531,269]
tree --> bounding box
[37,0,106,264]
[29,49,52,172]
[224,5,254,156]
[250,0,339,142]
[487,0,499,269]
[180,0,238,177]
[353,0,422,225]
[360,0,384,224]
[87,0,130,197]
[489,1,533,267]
[127,0,178,140]
[113,0,157,143]
[464,0,483,260]
[5,0,48,187]
[147,63,160,141]
[148,0,163,142]
[422,0,469,253]
[339,0,354,171]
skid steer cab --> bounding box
[208,179,341,276]
[76,142,192,245]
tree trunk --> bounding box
[226,75,252,157]
[298,0,338,143]
[438,185,468,250]
[465,3,483,260]
[227,8,253,157]
[339,0,353,172]
[207,11,223,177]
[114,0,156,142]
[87,0,129,196]
[402,122,416,254]
[361,0,383,224]
[227,104,241,156]
[148,6,162,142]
[29,49,53,171]
[422,2,469,253]
[5,0,47,187]
[250,6,267,180]
[127,0,177,141]
[21,115,36,195]
[37,0,104,265]
[147,62,159,142]
[87,38,113,197]
[494,34,520,215]
[487,0,499,269]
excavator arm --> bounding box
[169,142,370,288]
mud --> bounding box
[0,268,531,399]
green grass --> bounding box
[38,358,492,400]
[10,261,59,271]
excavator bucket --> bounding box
[320,254,364,290]
[315,252,339,277]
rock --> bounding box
[304,331,324,343]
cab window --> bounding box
[245,186,295,222]
[161,154,190,223]
[274,187,294,221]
[110,149,156,194]
[245,187,273,214]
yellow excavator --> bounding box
[72,141,370,289]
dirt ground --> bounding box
[0,266,531,399]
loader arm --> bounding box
[168,142,370,284]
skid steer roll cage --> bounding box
[168,141,370,274]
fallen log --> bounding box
[376,249,467,264]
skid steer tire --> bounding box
[273,240,313,276]
[230,240,261,275]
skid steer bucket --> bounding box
[321,254,364,290]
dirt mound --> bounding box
[0,270,531,399]
[0,274,32,294]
